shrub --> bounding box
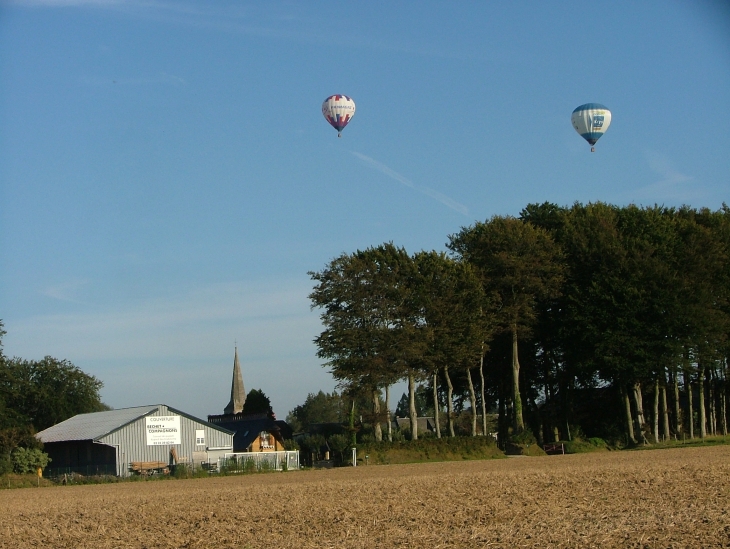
[359,433,375,444]
[11,447,50,474]
[356,435,503,464]
[282,439,299,451]
[328,434,349,461]
[509,428,537,445]
[564,438,608,454]
[299,434,326,455]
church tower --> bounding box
[224,346,246,415]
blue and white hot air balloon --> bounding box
[571,103,611,152]
[322,95,356,137]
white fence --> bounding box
[221,450,299,472]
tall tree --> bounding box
[286,390,348,433]
[310,243,424,440]
[1,356,106,433]
[413,251,493,436]
[556,204,668,443]
[242,388,273,416]
[675,207,730,437]
[449,216,563,432]
[1,342,107,472]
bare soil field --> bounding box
[2,446,729,548]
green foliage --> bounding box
[0,425,42,455]
[563,439,609,454]
[0,328,107,462]
[171,464,210,479]
[291,204,730,450]
[449,215,564,432]
[286,390,348,432]
[218,456,270,475]
[309,243,428,436]
[242,388,272,415]
[395,386,430,418]
[508,428,537,445]
[11,447,50,474]
[298,434,326,457]
[328,434,349,457]
[281,438,299,451]
[0,355,106,433]
[0,453,11,476]
[357,436,504,465]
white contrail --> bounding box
[626,152,700,203]
[351,151,469,216]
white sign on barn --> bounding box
[145,415,181,446]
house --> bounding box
[393,416,437,434]
[207,412,290,452]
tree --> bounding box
[242,389,273,415]
[0,326,108,467]
[304,203,730,448]
[286,390,348,432]
[546,204,664,443]
[449,216,564,433]
[1,356,106,433]
[327,433,350,463]
[310,243,426,441]
[413,251,493,436]
[672,207,730,438]
[395,386,431,418]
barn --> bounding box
[36,404,234,476]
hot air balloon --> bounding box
[571,103,611,152]
[322,95,356,137]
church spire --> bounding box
[224,346,246,415]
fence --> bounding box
[220,451,299,473]
[543,443,565,455]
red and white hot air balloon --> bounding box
[322,95,356,137]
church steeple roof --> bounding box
[224,346,246,415]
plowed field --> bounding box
[2,446,729,548]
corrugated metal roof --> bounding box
[36,405,159,443]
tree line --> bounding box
[0,321,108,474]
[308,202,730,446]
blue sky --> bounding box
[1,1,729,420]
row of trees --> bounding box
[309,203,730,446]
[0,321,108,473]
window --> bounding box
[195,430,205,446]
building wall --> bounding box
[95,405,232,475]
[44,440,117,475]
[251,431,283,452]
[38,406,228,476]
